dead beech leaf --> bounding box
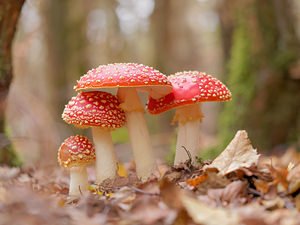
[181,195,240,225]
[204,130,260,175]
[287,164,300,193]
[0,167,20,180]
[195,171,229,195]
[160,179,183,210]
[205,181,246,206]
[186,173,208,189]
[261,197,285,210]
[295,194,300,211]
[219,180,246,203]
[117,163,128,177]
[254,179,270,194]
[269,166,289,192]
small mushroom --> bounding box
[147,71,231,165]
[75,63,172,181]
[58,135,96,197]
[62,91,126,183]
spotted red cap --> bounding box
[62,91,126,129]
[58,135,96,168]
[75,63,172,96]
[147,71,231,114]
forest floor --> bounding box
[1,130,300,225]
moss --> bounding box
[219,15,256,148]
[198,145,222,161]
[0,126,22,166]
[0,145,23,167]
[165,134,176,165]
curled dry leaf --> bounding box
[204,130,260,175]
[204,181,247,207]
[217,180,246,204]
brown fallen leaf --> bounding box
[204,130,260,175]
[0,167,20,180]
[261,197,285,210]
[195,171,230,195]
[219,180,247,204]
[181,194,240,225]
[236,203,268,225]
[160,179,183,210]
[254,179,270,194]
[265,208,300,225]
[268,166,289,193]
[0,185,7,202]
[186,173,208,189]
[204,180,247,207]
[287,164,300,194]
[129,196,175,225]
[295,194,300,212]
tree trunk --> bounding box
[219,0,300,151]
[0,0,25,164]
[42,0,89,115]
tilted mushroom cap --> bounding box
[147,71,232,114]
[58,135,96,168]
[75,63,172,97]
[62,91,126,129]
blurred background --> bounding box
[1,0,300,167]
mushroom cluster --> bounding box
[75,63,172,181]
[62,91,126,183]
[59,63,231,197]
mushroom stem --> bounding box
[173,103,203,165]
[92,127,118,183]
[69,166,88,196]
[126,111,158,181]
[117,87,158,181]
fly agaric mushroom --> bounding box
[62,91,126,183]
[75,63,172,181]
[58,135,96,197]
[147,71,231,165]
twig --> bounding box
[131,186,159,196]
[79,185,83,196]
[181,146,192,162]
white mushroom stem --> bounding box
[92,127,118,183]
[173,103,204,166]
[117,87,158,181]
[69,166,89,197]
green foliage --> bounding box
[273,50,297,73]
[198,145,222,161]
[1,126,22,166]
[111,127,129,143]
[165,135,176,165]
[0,145,23,167]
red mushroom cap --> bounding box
[58,135,96,168]
[147,71,232,114]
[62,91,126,130]
[75,63,172,96]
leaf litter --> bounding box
[1,130,300,225]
